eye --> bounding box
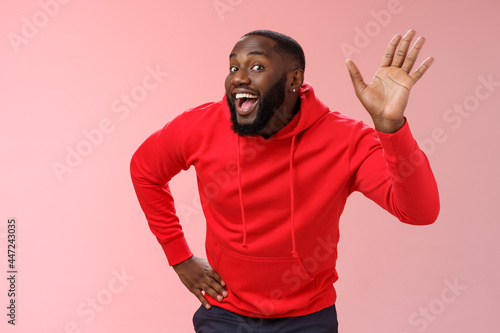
[251,64,264,71]
[229,66,238,72]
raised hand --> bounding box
[173,256,228,309]
[345,29,434,133]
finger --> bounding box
[208,270,228,297]
[380,34,402,67]
[401,37,426,73]
[211,273,226,288]
[345,59,367,97]
[194,290,212,309]
[392,30,416,67]
[409,57,434,83]
[209,269,223,284]
[203,284,226,302]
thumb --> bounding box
[345,59,366,97]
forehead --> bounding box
[229,35,279,60]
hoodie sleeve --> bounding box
[347,119,440,225]
[130,115,193,265]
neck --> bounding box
[259,97,301,138]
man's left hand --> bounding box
[345,29,434,133]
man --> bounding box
[130,30,439,332]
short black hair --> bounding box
[242,30,305,72]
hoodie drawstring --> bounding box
[236,134,299,256]
[237,135,248,249]
[289,135,298,257]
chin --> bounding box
[237,116,257,125]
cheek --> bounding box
[224,75,232,92]
[250,73,276,93]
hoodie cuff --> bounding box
[376,119,418,162]
[160,236,194,266]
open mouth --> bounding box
[235,93,259,116]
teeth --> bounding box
[235,93,258,99]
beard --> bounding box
[227,73,287,137]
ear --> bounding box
[288,69,304,92]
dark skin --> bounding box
[172,256,226,309]
[173,35,304,310]
[173,30,433,310]
[225,35,305,136]
[346,29,434,133]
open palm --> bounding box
[346,30,434,133]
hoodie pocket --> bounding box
[214,243,315,317]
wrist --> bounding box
[173,255,194,271]
[372,116,405,134]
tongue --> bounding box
[241,98,257,110]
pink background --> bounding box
[1,0,499,332]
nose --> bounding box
[231,68,250,86]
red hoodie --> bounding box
[130,82,439,318]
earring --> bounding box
[292,88,296,92]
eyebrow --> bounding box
[229,50,270,59]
